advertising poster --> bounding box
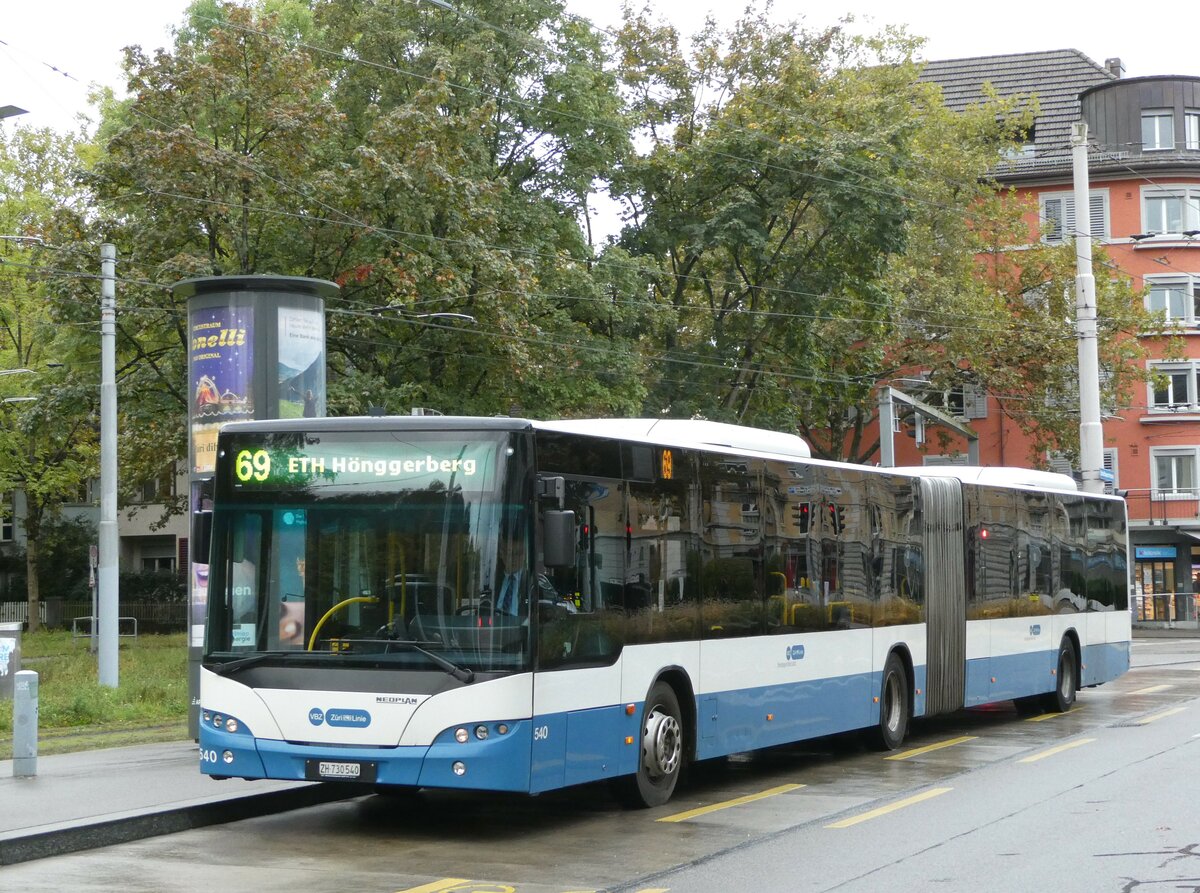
[190,306,255,475]
[278,306,325,419]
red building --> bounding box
[909,51,1200,626]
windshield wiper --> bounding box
[207,651,295,676]
[383,640,475,684]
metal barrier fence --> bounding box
[0,601,186,632]
[1123,488,1200,525]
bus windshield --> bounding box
[204,429,532,674]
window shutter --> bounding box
[1088,193,1107,239]
[1103,449,1118,496]
[1043,196,1067,242]
[963,384,988,419]
[1042,192,1107,242]
[1047,452,1074,476]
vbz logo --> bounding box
[309,708,325,726]
[1029,624,1042,637]
[786,644,805,661]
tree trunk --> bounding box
[25,532,40,634]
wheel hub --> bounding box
[644,707,681,778]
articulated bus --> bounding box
[198,416,1131,807]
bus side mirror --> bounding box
[192,510,213,566]
[543,510,576,568]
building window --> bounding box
[143,556,176,572]
[1142,110,1175,150]
[1002,124,1036,160]
[136,470,176,503]
[1186,111,1200,151]
[1149,363,1196,410]
[1145,276,1200,326]
[0,493,12,542]
[1152,448,1197,496]
[1142,186,1200,235]
[1040,189,1109,243]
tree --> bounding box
[309,0,645,417]
[82,0,648,446]
[610,7,1155,464]
[0,126,99,631]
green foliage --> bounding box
[0,125,101,628]
[0,632,188,750]
[120,569,187,604]
[2,0,1152,495]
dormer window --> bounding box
[1002,124,1036,159]
[1142,110,1175,150]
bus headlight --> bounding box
[452,761,466,776]
[454,727,469,743]
[225,718,239,733]
[474,725,489,740]
[222,750,234,764]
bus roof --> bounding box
[217,415,1107,499]
[897,465,1080,494]
[533,418,812,458]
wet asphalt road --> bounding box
[6,637,1198,893]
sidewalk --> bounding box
[0,740,359,866]
[1132,626,1200,638]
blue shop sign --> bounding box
[1135,546,1177,560]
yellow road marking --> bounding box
[1130,684,1173,695]
[1134,707,1187,725]
[395,882,517,893]
[1025,707,1078,722]
[657,783,804,822]
[1018,738,1095,763]
[825,787,952,828]
[885,735,977,761]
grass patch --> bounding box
[1,630,190,758]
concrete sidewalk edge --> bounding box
[0,782,362,866]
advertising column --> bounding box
[176,276,337,737]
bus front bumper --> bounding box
[198,718,534,791]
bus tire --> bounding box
[1042,638,1077,713]
[869,652,910,751]
[614,680,684,808]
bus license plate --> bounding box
[305,759,376,782]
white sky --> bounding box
[3,0,1197,135]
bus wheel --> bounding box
[615,681,684,808]
[869,653,910,751]
[1042,638,1077,713]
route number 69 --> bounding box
[235,449,271,483]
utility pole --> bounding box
[1072,122,1105,495]
[98,244,119,687]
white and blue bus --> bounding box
[198,416,1131,806]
